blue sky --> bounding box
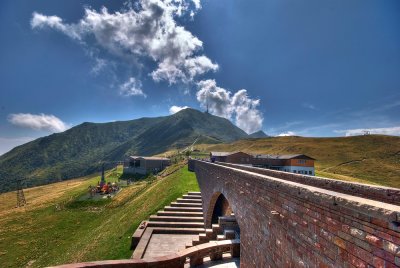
[0,0,400,155]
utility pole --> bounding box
[16,179,26,207]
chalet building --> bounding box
[210,152,253,165]
[252,154,315,175]
[123,156,170,175]
[210,151,316,176]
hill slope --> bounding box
[0,164,199,267]
[0,109,248,192]
[199,135,400,188]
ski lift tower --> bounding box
[16,179,26,207]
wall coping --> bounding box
[213,161,400,205]
[193,160,400,223]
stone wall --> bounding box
[191,159,400,268]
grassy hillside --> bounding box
[0,108,247,193]
[0,163,199,268]
[198,135,400,188]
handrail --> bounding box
[49,239,240,268]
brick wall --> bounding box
[191,159,400,268]
[217,162,400,205]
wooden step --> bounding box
[147,221,205,228]
[164,206,203,212]
[192,237,201,246]
[152,227,205,234]
[217,234,225,241]
[176,198,202,204]
[171,202,202,208]
[157,211,203,217]
[149,215,204,222]
[188,192,202,196]
[199,233,209,243]
[182,194,202,200]
[224,230,236,240]
[212,224,222,234]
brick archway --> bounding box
[205,192,234,228]
[190,159,400,267]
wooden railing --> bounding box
[50,239,240,268]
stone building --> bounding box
[210,151,316,176]
[123,156,170,175]
[210,152,253,165]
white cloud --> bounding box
[196,79,264,134]
[196,79,233,118]
[8,113,70,132]
[277,131,297,137]
[119,77,147,97]
[191,0,201,9]
[31,0,217,84]
[90,58,107,75]
[169,105,190,114]
[231,89,263,134]
[0,137,35,156]
[335,126,400,136]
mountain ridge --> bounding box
[0,108,249,192]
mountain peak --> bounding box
[248,130,268,138]
[0,108,249,192]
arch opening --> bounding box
[208,192,241,242]
[211,194,233,224]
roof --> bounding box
[210,151,251,157]
[129,156,170,161]
[253,154,315,160]
[210,152,231,157]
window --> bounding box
[293,170,297,173]
[309,171,312,175]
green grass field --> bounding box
[198,135,400,188]
[0,163,199,268]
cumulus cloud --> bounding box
[277,131,297,137]
[8,113,70,132]
[169,105,190,114]
[31,0,217,85]
[196,79,263,134]
[335,126,400,136]
[196,79,233,118]
[119,77,147,97]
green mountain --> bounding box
[248,130,268,138]
[0,109,248,192]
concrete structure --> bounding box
[253,154,315,175]
[189,159,400,267]
[123,156,170,175]
[210,152,252,165]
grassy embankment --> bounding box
[0,162,199,268]
[196,135,400,188]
